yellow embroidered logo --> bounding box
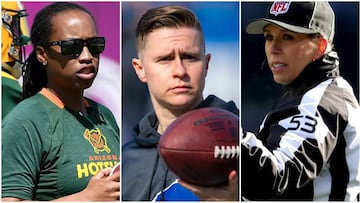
[83,127,111,154]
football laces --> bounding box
[214,145,240,159]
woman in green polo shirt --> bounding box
[2,2,120,201]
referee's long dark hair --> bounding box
[22,2,95,99]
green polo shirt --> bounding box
[2,88,120,200]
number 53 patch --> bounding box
[282,115,318,133]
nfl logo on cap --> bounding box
[246,2,335,43]
[270,2,291,16]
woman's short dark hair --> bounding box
[135,5,205,55]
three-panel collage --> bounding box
[1,1,359,201]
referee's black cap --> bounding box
[246,1,335,43]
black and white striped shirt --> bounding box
[241,56,360,201]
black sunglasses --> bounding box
[47,37,105,57]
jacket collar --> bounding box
[283,51,339,96]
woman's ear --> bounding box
[132,58,147,83]
[204,53,211,77]
[36,46,48,65]
[318,37,328,55]
[313,37,328,61]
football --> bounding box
[158,107,239,186]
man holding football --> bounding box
[122,4,239,201]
